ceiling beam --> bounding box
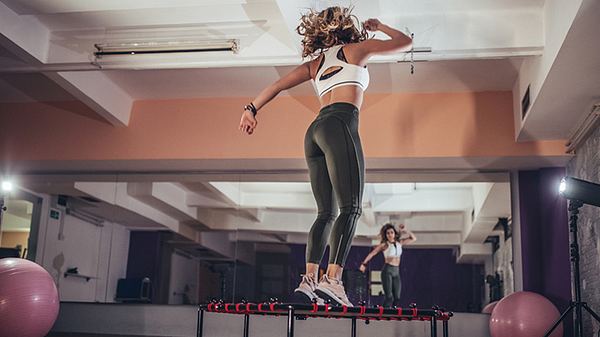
[46,71,132,126]
[0,1,49,62]
[0,2,133,126]
[0,0,249,14]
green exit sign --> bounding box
[50,209,60,220]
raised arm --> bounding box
[239,61,314,135]
[400,229,417,246]
[359,243,385,272]
[346,18,413,66]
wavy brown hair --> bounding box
[379,223,400,244]
[296,6,369,58]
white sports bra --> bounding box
[383,242,402,258]
[313,45,370,97]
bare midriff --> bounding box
[318,85,364,110]
[385,256,401,267]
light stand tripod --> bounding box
[544,200,600,337]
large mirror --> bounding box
[230,179,514,312]
[0,185,43,261]
[1,175,122,303]
[2,173,513,312]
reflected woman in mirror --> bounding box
[239,6,412,306]
[359,223,417,307]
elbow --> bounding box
[394,36,412,52]
[387,33,412,51]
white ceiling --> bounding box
[0,0,546,28]
[0,0,543,106]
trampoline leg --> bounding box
[287,306,295,337]
[443,320,449,337]
[197,309,204,337]
[351,317,357,337]
[430,318,437,337]
[243,313,250,337]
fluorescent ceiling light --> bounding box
[94,39,239,57]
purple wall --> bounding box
[127,231,175,303]
[519,168,572,335]
[288,244,484,312]
[127,231,161,280]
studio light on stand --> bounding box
[545,176,600,337]
[559,176,600,207]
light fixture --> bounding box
[1,180,12,192]
[94,39,239,58]
[558,179,567,194]
[558,176,600,207]
[546,175,600,336]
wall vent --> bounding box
[521,85,531,120]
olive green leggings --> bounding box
[304,102,364,267]
[382,264,401,307]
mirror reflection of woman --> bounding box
[359,223,417,307]
[239,6,412,306]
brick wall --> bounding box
[567,124,600,336]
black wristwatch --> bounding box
[244,102,257,117]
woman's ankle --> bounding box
[325,263,344,280]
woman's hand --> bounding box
[399,223,407,234]
[363,18,382,32]
[239,109,257,135]
[359,264,367,273]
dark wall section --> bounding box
[518,168,572,336]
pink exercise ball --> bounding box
[482,300,499,314]
[0,258,60,337]
[490,291,562,337]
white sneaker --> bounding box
[315,275,353,307]
[293,274,324,304]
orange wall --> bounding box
[0,231,29,251]
[0,92,565,164]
